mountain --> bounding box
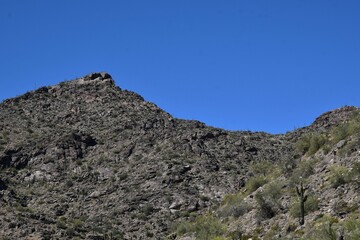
[0,73,359,240]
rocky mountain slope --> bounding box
[0,73,358,240]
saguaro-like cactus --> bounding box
[296,182,308,225]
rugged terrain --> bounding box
[0,73,359,239]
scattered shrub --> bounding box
[142,204,155,216]
[249,160,273,177]
[328,165,350,188]
[331,125,349,144]
[309,223,337,240]
[350,162,360,186]
[262,180,283,202]
[218,193,251,218]
[296,134,327,155]
[174,214,225,240]
[245,176,267,193]
[333,200,355,216]
[296,135,312,155]
[72,218,84,230]
[308,134,327,155]
[343,217,360,239]
[279,157,299,176]
[289,159,317,187]
[254,191,277,220]
[331,110,360,143]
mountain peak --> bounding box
[59,72,115,87]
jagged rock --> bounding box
[89,190,101,198]
[336,140,346,149]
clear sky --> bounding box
[1,1,359,134]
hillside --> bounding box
[0,73,359,240]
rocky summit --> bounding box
[0,73,359,240]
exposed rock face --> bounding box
[0,73,357,239]
[311,106,358,130]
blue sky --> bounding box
[0,1,359,133]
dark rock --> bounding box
[0,179,7,191]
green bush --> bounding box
[245,176,267,193]
[308,134,327,155]
[142,204,155,216]
[263,180,283,201]
[249,160,273,177]
[331,110,360,143]
[333,200,355,216]
[307,223,337,240]
[254,191,277,220]
[329,165,350,188]
[218,193,251,218]
[343,217,360,239]
[305,215,360,240]
[296,134,327,155]
[279,157,298,176]
[174,214,226,240]
[350,162,360,186]
[174,221,191,236]
[296,135,312,155]
[332,125,349,143]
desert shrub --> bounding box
[308,134,327,155]
[263,224,281,240]
[72,218,84,231]
[296,134,327,155]
[338,139,359,156]
[299,158,317,177]
[296,135,312,155]
[307,223,337,240]
[264,180,283,201]
[142,204,155,216]
[174,221,191,236]
[300,213,360,240]
[349,162,360,186]
[218,193,251,218]
[332,125,349,143]
[249,160,273,177]
[331,111,360,143]
[192,214,225,240]
[290,195,319,218]
[254,191,277,220]
[245,176,267,193]
[348,120,360,136]
[307,215,360,239]
[279,157,298,176]
[329,165,351,188]
[343,217,360,239]
[333,199,355,216]
[289,159,317,187]
[174,214,225,240]
[254,180,284,220]
[57,218,67,229]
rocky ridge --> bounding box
[0,73,358,239]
